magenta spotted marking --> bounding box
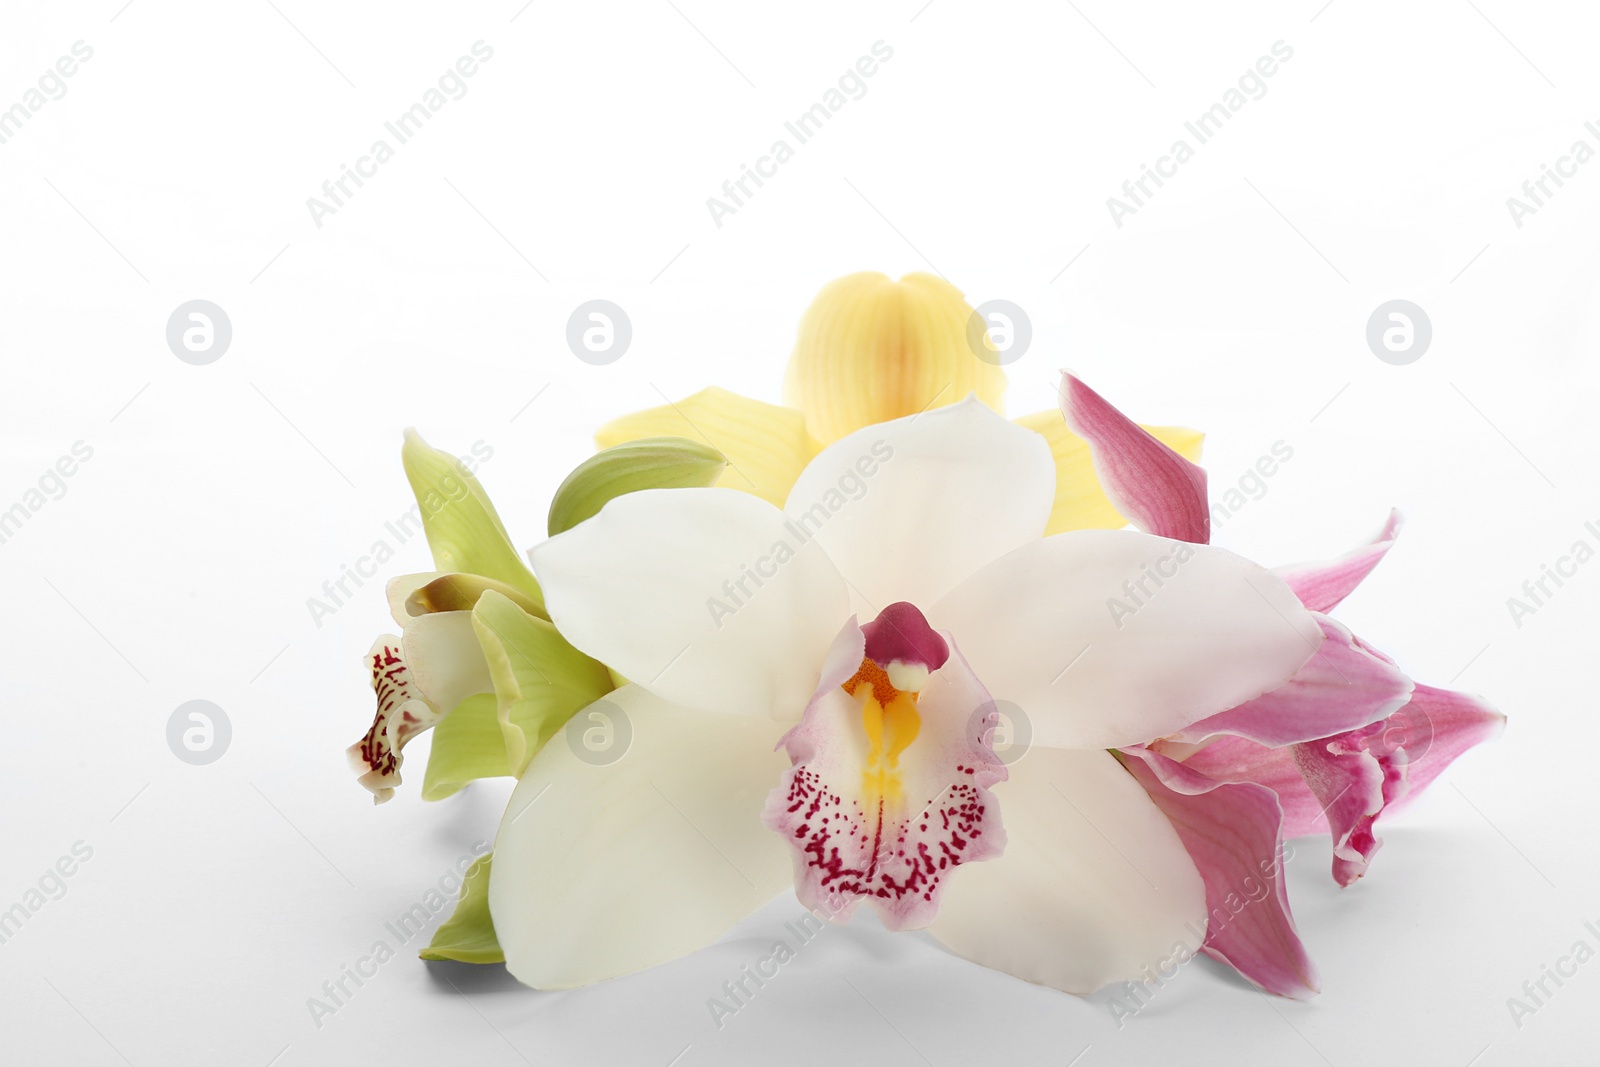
[347,636,444,803]
[777,766,992,913]
[762,618,1007,930]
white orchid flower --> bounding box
[489,388,1324,994]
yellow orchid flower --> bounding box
[596,271,1203,534]
[783,271,1006,443]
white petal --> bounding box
[530,488,849,719]
[783,396,1054,615]
[929,746,1206,994]
[400,609,492,713]
[490,684,793,989]
[932,530,1322,750]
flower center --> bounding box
[843,603,950,807]
[762,601,1006,931]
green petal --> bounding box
[421,693,508,801]
[547,435,727,536]
[471,589,614,775]
[401,430,545,616]
[419,853,503,964]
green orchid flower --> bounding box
[348,430,725,804]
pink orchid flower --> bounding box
[1057,375,1505,1000]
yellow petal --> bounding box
[595,387,817,507]
[784,272,1006,445]
[1014,408,1204,535]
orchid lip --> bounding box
[763,614,1007,931]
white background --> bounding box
[1,1,1595,1064]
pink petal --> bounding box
[1293,682,1503,886]
[1163,736,1326,838]
[1119,746,1319,999]
[1290,735,1389,887]
[1275,510,1403,613]
[762,620,1007,930]
[1169,615,1414,747]
[1178,681,1505,886]
[1058,373,1210,544]
[1377,683,1506,813]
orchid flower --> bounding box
[1046,378,1505,997]
[1149,516,1505,889]
[487,388,1332,993]
[348,432,731,803]
[593,272,1203,534]
[350,275,1501,1001]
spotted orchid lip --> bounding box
[762,616,1007,932]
